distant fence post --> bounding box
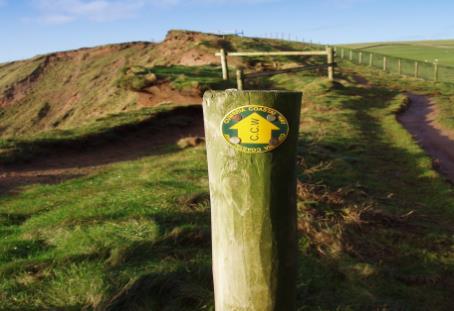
[220,49,229,80]
[358,52,362,64]
[383,56,387,71]
[349,50,353,61]
[398,59,402,75]
[414,61,419,79]
[341,48,345,59]
[203,90,301,311]
[236,69,244,90]
[434,63,439,82]
[369,53,373,67]
[327,47,334,81]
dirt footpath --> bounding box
[0,105,204,195]
[398,94,454,183]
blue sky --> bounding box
[1,0,453,62]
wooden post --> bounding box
[369,53,373,67]
[203,90,301,311]
[220,49,229,80]
[236,69,244,90]
[327,47,334,81]
[434,63,439,82]
[358,52,362,64]
[383,56,387,71]
[398,59,402,75]
[349,50,353,61]
[414,61,419,79]
[341,48,345,59]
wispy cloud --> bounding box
[28,0,276,24]
[31,0,146,24]
[321,0,373,8]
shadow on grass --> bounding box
[295,78,454,309]
[0,105,204,194]
[100,209,212,311]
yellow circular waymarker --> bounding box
[221,105,289,153]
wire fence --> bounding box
[335,47,454,83]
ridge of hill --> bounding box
[0,30,312,142]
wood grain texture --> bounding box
[415,61,419,78]
[434,63,439,81]
[203,90,302,311]
[220,49,229,80]
[215,51,327,57]
[236,69,244,90]
[327,47,334,81]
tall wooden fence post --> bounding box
[398,59,402,75]
[203,90,301,311]
[349,50,353,61]
[414,61,419,79]
[369,53,373,67]
[383,56,387,71]
[327,47,334,81]
[220,49,229,80]
[341,48,345,59]
[236,69,244,90]
[358,52,362,64]
[434,63,439,82]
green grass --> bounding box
[117,65,233,93]
[1,69,454,309]
[343,40,454,66]
[0,146,212,310]
[338,57,454,130]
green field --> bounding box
[343,40,454,66]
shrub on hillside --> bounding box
[117,67,157,92]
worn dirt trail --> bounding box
[398,94,454,183]
[352,74,454,183]
[0,105,204,195]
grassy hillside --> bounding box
[343,40,454,66]
[0,30,313,142]
[2,66,454,309]
[1,32,454,309]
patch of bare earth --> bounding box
[137,83,202,107]
[352,73,454,183]
[398,94,454,183]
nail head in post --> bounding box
[230,136,241,144]
[232,114,242,121]
[266,114,277,122]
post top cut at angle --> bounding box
[220,104,290,153]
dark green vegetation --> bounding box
[1,33,454,309]
[117,65,231,93]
